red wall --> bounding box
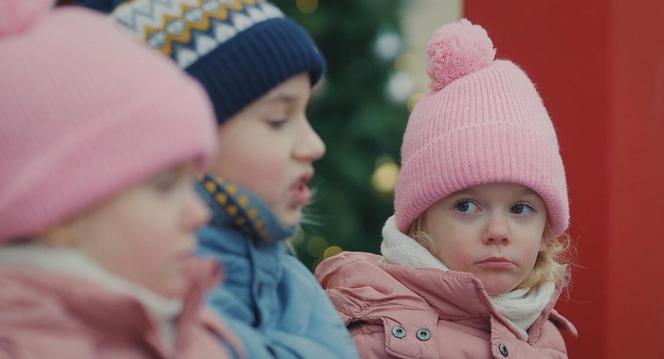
[607,0,664,355]
[465,1,664,357]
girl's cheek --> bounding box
[517,247,539,267]
[456,252,475,268]
[242,164,276,189]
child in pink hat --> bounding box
[0,1,243,357]
[316,19,577,358]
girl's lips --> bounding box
[476,257,516,270]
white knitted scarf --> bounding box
[380,216,555,340]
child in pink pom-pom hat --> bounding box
[315,19,577,358]
[0,0,245,357]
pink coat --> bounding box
[0,259,243,359]
[316,252,577,359]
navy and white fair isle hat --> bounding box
[81,0,326,123]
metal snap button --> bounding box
[391,325,406,338]
[416,328,431,341]
[498,343,509,357]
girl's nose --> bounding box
[293,118,326,162]
[183,186,211,231]
[482,214,510,245]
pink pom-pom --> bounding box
[0,0,54,37]
[427,19,496,91]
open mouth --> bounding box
[291,175,312,207]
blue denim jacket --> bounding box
[196,176,359,359]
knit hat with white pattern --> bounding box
[80,0,326,124]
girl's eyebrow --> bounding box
[519,187,535,195]
[518,189,540,200]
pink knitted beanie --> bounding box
[0,0,217,242]
[394,19,568,236]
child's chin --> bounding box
[161,287,187,300]
[157,277,188,299]
[278,208,303,227]
[481,281,519,296]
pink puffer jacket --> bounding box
[316,252,577,359]
[0,259,243,359]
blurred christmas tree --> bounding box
[272,0,411,269]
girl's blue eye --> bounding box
[455,200,479,214]
[511,203,534,215]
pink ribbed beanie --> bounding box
[394,19,568,236]
[0,0,217,242]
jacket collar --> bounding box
[197,175,297,242]
[318,251,576,341]
[0,244,224,356]
[0,244,182,319]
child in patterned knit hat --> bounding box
[0,1,245,357]
[77,0,359,357]
[316,19,577,358]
